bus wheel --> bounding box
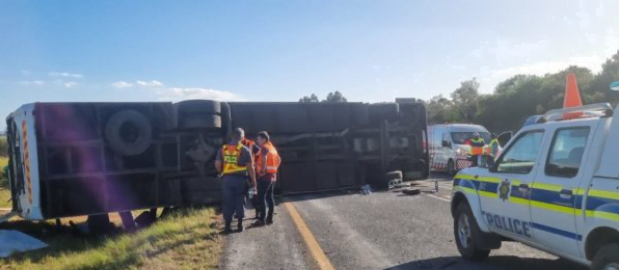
[105,109,152,156]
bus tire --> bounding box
[175,100,221,115]
[180,114,222,129]
[105,109,153,156]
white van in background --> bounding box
[428,124,491,175]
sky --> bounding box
[1,0,618,130]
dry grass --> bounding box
[0,156,7,169]
[0,189,9,208]
[0,207,223,270]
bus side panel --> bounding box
[11,104,43,220]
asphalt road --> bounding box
[222,173,588,270]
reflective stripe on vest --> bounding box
[256,141,281,174]
[222,143,247,175]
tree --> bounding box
[426,94,455,124]
[299,94,319,103]
[299,91,348,103]
[323,91,347,103]
[450,78,480,123]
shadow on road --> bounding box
[384,256,587,270]
[427,172,455,181]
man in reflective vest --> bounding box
[466,132,486,167]
[253,131,281,226]
[487,133,500,157]
[240,137,262,219]
[216,128,256,233]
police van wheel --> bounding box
[592,243,619,270]
[447,160,456,176]
[454,203,491,261]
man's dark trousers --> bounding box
[222,175,247,223]
[257,175,275,222]
[470,155,479,167]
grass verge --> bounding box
[0,188,9,209]
[0,207,223,270]
[0,156,7,169]
[0,156,10,208]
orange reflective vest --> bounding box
[241,139,256,152]
[468,138,485,156]
[256,141,281,175]
[222,143,247,175]
[241,138,258,161]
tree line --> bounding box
[426,50,619,133]
[299,91,348,103]
[300,51,619,134]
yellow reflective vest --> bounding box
[222,143,248,175]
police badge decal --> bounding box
[499,179,510,201]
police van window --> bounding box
[545,127,590,178]
[442,133,451,146]
[432,129,442,149]
[496,130,544,174]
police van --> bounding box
[428,124,496,175]
[450,102,619,269]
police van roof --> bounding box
[430,123,489,132]
[523,103,614,128]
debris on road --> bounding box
[0,230,47,258]
[388,179,412,190]
[385,170,403,189]
[402,188,421,196]
[360,184,372,195]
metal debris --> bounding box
[0,230,47,258]
[402,188,421,196]
[360,184,372,195]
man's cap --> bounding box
[257,131,270,141]
[233,128,245,138]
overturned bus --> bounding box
[3,99,428,225]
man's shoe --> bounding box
[237,220,244,232]
[266,218,273,225]
[252,220,266,227]
[224,221,233,234]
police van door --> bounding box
[529,125,593,258]
[480,129,545,241]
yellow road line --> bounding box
[283,201,336,270]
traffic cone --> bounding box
[563,72,584,119]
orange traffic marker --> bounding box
[563,72,584,119]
